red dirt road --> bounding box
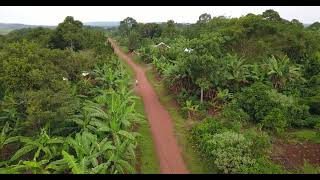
[108,38,189,174]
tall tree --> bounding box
[128,31,139,52]
[262,9,282,22]
[49,16,84,51]
[119,17,138,36]
[308,22,320,30]
[165,20,176,38]
[197,13,212,24]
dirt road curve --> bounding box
[108,38,189,174]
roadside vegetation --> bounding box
[0,17,144,174]
[113,10,320,173]
[1,9,320,174]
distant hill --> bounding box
[84,21,120,28]
[0,23,55,29]
[0,21,192,35]
[304,23,311,27]
[0,21,120,35]
[0,23,55,35]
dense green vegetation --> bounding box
[2,9,320,174]
[0,17,143,174]
[113,10,320,173]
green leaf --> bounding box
[118,130,135,140]
[10,145,36,162]
[4,136,21,145]
[62,150,84,174]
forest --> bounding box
[1,9,320,174]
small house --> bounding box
[184,48,193,53]
[81,71,90,77]
[154,42,171,49]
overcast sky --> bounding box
[0,6,319,25]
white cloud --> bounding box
[0,6,319,25]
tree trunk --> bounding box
[71,41,74,51]
[200,87,203,104]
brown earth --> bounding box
[108,38,189,174]
[271,139,320,171]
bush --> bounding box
[139,46,154,64]
[191,118,226,143]
[316,123,320,137]
[303,116,320,128]
[176,88,198,107]
[289,105,314,128]
[239,157,286,174]
[191,117,275,174]
[260,108,288,134]
[236,83,312,130]
[236,82,274,122]
[221,101,250,123]
[304,95,320,115]
[219,102,250,131]
[206,131,255,173]
[244,129,271,157]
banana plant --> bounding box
[0,95,23,134]
[10,129,64,162]
[210,88,233,110]
[47,150,89,174]
[266,55,305,90]
[69,108,96,133]
[66,131,115,160]
[225,54,249,90]
[103,133,137,174]
[47,131,116,174]
[0,122,20,150]
[0,159,50,174]
[182,100,199,119]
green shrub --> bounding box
[206,131,255,173]
[316,123,320,138]
[287,104,311,128]
[293,115,319,128]
[236,83,312,129]
[191,118,226,143]
[239,157,286,174]
[304,95,320,115]
[192,118,275,174]
[300,161,320,174]
[221,101,250,124]
[244,129,271,157]
[236,82,274,122]
[260,108,288,134]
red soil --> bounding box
[108,38,189,174]
[271,140,320,171]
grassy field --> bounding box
[118,53,160,174]
[287,129,320,144]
